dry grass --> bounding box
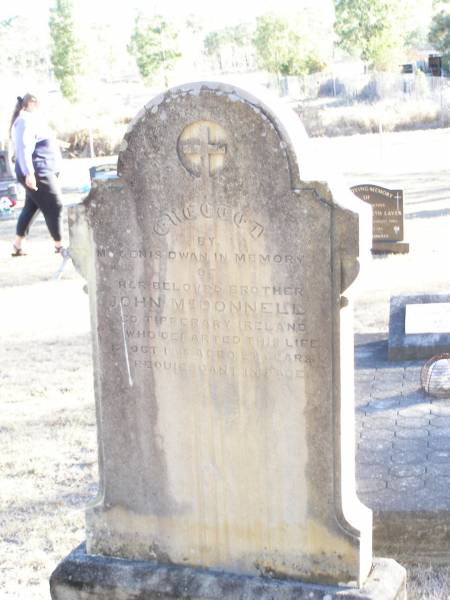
[295,97,450,138]
[408,565,450,599]
[62,96,449,155]
[21,80,450,156]
[0,217,97,599]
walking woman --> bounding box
[10,93,65,256]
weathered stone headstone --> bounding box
[51,81,405,599]
[351,184,409,254]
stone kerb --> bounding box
[389,294,450,360]
[52,81,405,600]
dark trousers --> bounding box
[16,173,63,242]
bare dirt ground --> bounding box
[0,127,449,599]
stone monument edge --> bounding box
[53,81,406,599]
[50,543,406,600]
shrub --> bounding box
[61,127,123,157]
[294,97,447,137]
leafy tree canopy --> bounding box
[0,16,49,76]
[428,8,450,70]
[203,23,253,70]
[49,0,82,102]
[253,12,327,77]
[203,24,252,56]
[433,0,450,9]
[128,15,181,86]
[0,16,16,28]
[335,0,408,70]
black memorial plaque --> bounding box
[351,184,409,254]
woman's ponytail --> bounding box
[10,96,23,132]
[10,93,37,133]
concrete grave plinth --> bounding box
[389,294,450,360]
[51,81,405,599]
[370,241,409,254]
[51,543,406,600]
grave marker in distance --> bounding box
[351,184,409,254]
[50,81,406,599]
[389,294,450,360]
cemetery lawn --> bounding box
[0,215,97,600]
[0,126,449,599]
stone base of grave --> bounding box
[372,241,409,254]
[388,294,450,360]
[50,543,406,600]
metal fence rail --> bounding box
[278,72,450,106]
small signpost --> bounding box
[351,184,409,254]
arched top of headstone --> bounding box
[118,80,318,194]
[114,80,370,256]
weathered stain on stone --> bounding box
[67,80,375,586]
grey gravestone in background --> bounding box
[389,294,450,360]
[51,82,405,599]
[351,184,409,254]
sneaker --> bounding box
[55,246,70,259]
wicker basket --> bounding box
[420,353,450,398]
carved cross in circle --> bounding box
[178,121,227,178]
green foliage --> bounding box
[0,16,49,76]
[204,24,252,71]
[253,13,327,77]
[0,16,16,29]
[226,23,252,47]
[185,15,203,35]
[335,0,407,70]
[127,15,181,86]
[402,0,435,50]
[203,31,222,57]
[49,0,82,102]
[428,9,450,70]
[433,0,450,8]
[204,24,251,54]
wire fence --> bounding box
[277,71,450,106]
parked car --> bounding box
[89,163,118,182]
[0,150,18,217]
